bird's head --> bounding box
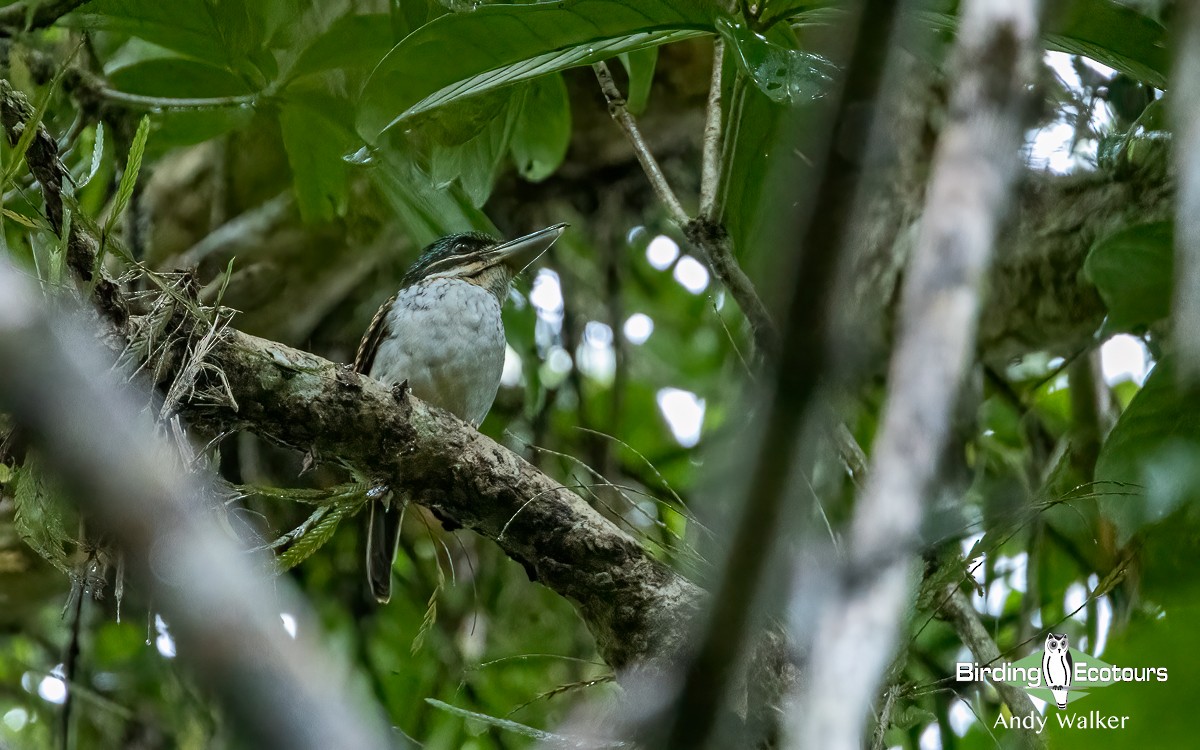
[402,223,567,300]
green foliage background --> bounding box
[1,0,1199,748]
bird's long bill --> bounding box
[489,223,568,271]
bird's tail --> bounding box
[367,493,406,603]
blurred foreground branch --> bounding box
[0,260,396,750]
[655,1,900,746]
[792,1,1040,748]
[1172,3,1200,379]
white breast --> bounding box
[369,278,506,426]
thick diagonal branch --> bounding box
[1,75,705,671]
[185,331,704,668]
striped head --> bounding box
[402,223,567,301]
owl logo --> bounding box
[1042,633,1073,709]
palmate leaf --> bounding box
[356,0,722,139]
[280,91,357,222]
[67,0,232,63]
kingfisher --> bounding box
[353,223,567,603]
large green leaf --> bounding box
[280,92,357,222]
[356,0,721,139]
[430,96,518,208]
[286,12,395,82]
[509,74,571,182]
[1083,221,1172,334]
[1096,356,1200,544]
[70,0,231,62]
[68,0,276,78]
[369,147,496,247]
[107,58,255,98]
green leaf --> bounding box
[428,91,523,207]
[1,208,50,232]
[618,46,658,115]
[95,114,149,279]
[77,122,105,190]
[917,1,1168,89]
[67,0,269,73]
[1,56,72,190]
[415,88,513,148]
[279,92,356,222]
[390,0,445,39]
[411,546,442,654]
[1096,356,1200,543]
[1042,0,1168,89]
[287,13,395,81]
[104,114,150,239]
[52,206,70,286]
[369,146,496,247]
[11,461,73,575]
[107,58,256,98]
[356,0,720,139]
[240,482,369,505]
[717,16,835,104]
[509,75,571,182]
[276,503,348,572]
[143,108,256,152]
[1083,221,1172,333]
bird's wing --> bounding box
[353,293,397,375]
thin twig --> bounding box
[593,58,779,359]
[941,586,1046,749]
[59,573,85,750]
[869,684,899,750]
[592,61,689,224]
[711,72,746,223]
[684,218,779,358]
[700,37,726,218]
